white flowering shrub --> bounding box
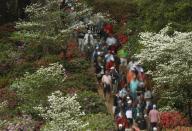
[10,63,66,95]
[136,25,192,109]
[35,91,87,131]
[12,0,93,42]
[9,63,67,114]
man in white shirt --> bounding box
[106,35,117,46]
[83,30,94,51]
[105,51,114,63]
[126,108,133,127]
[102,71,112,98]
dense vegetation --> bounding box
[86,0,192,32]
[0,0,192,130]
[0,0,115,130]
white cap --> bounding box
[153,127,157,131]
[127,96,130,100]
[137,113,140,117]
[153,104,156,109]
[118,124,123,128]
[128,100,132,104]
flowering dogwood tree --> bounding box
[35,91,87,131]
[136,25,192,115]
[11,0,93,54]
[10,63,67,114]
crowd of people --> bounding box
[73,5,160,130]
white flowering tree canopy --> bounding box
[136,26,192,87]
[10,63,66,98]
[35,91,87,131]
[135,26,192,107]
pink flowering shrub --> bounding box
[160,111,190,128]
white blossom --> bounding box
[135,25,192,108]
[136,25,192,87]
[35,91,88,131]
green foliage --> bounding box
[77,91,107,114]
[0,76,10,88]
[0,101,8,117]
[82,113,115,131]
[62,58,90,73]
[125,35,142,59]
[61,58,97,91]
[85,0,138,22]
[11,0,70,57]
[61,72,97,92]
[135,0,192,32]
[88,0,192,32]
[0,115,38,130]
[9,63,66,115]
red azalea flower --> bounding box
[160,111,190,128]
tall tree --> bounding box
[136,25,192,121]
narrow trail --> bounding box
[89,65,114,116]
[97,85,113,115]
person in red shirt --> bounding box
[105,58,115,71]
[103,23,113,34]
[116,112,129,130]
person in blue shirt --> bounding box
[130,74,139,101]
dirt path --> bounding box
[97,86,114,115]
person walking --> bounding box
[101,71,112,99]
[84,30,95,59]
[129,74,139,101]
[149,105,160,131]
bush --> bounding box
[0,116,39,131]
[82,113,115,131]
[34,55,60,67]
[160,111,190,128]
[35,91,87,131]
[0,76,10,88]
[9,63,66,115]
[62,58,90,73]
[78,91,107,114]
